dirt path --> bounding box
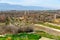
[39,37,55,40]
[46,23,60,27]
[34,24,60,36]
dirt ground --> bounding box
[39,37,55,40]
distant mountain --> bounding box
[0,3,51,11]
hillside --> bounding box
[0,3,50,11]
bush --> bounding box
[18,24,34,33]
[0,23,34,34]
[0,25,19,34]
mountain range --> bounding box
[0,3,52,11]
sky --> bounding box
[0,0,60,9]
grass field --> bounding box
[0,33,41,40]
[0,31,60,40]
[35,31,60,40]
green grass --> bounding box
[0,33,41,40]
[37,22,60,30]
[35,31,60,40]
[0,31,60,40]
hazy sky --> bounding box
[0,0,60,9]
